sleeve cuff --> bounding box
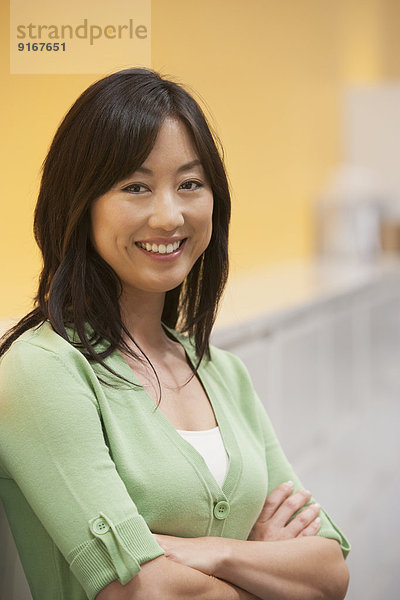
[318,509,351,559]
[67,513,165,600]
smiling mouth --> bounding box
[135,239,186,255]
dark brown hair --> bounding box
[0,67,231,387]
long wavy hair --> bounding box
[0,67,231,389]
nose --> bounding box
[148,191,184,231]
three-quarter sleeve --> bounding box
[0,339,165,599]
[215,349,351,559]
[254,394,351,558]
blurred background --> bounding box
[2,1,400,598]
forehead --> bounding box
[145,117,198,160]
[135,158,203,176]
[112,117,206,188]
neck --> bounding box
[119,288,171,352]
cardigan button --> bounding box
[91,517,110,535]
[214,500,230,520]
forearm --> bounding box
[216,536,349,600]
[160,565,259,600]
[96,555,259,600]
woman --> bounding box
[0,67,350,600]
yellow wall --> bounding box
[2,0,400,320]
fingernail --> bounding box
[285,480,294,488]
[314,503,321,510]
[315,517,321,524]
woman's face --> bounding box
[90,117,213,297]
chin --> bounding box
[122,277,186,296]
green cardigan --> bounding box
[0,321,350,600]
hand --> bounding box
[154,533,226,576]
[248,481,321,542]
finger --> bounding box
[256,481,295,522]
[285,502,321,537]
[272,489,312,527]
[298,516,321,537]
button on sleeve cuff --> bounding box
[67,514,165,600]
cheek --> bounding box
[91,204,130,250]
[90,214,112,257]
[197,196,214,242]
[90,220,123,268]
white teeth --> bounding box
[138,240,183,254]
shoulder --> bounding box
[0,321,98,390]
[209,343,249,373]
[1,321,78,363]
[207,344,259,406]
[170,327,254,392]
[167,328,250,379]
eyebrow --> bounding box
[134,159,203,175]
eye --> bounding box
[179,180,204,191]
[122,183,148,194]
[121,179,205,194]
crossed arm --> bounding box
[96,483,349,600]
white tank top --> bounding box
[176,426,229,488]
